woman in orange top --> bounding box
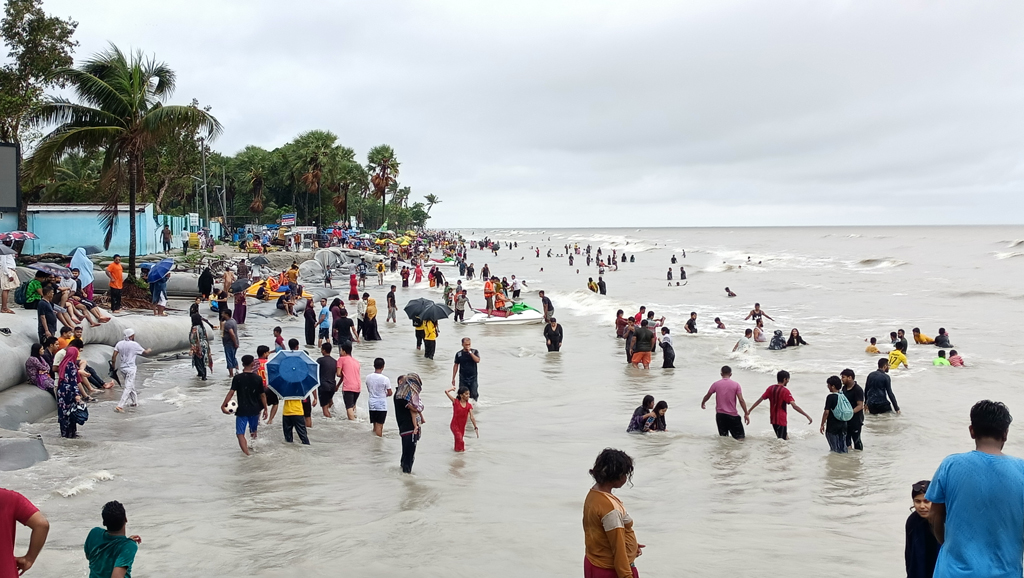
[583,449,643,578]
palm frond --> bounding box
[26,125,124,179]
[140,104,222,141]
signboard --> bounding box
[281,213,296,226]
[0,143,20,212]
[188,213,200,227]
[349,216,357,229]
[291,226,316,234]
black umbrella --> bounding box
[69,245,103,256]
[419,302,453,322]
[250,256,271,266]
[28,263,72,278]
[230,279,249,293]
[403,298,434,320]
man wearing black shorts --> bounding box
[745,370,813,440]
[452,337,481,400]
[288,339,317,427]
[365,357,392,437]
[701,366,749,440]
[316,343,338,418]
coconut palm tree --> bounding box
[423,194,441,216]
[27,44,221,278]
[366,144,399,228]
[233,146,271,216]
[331,160,366,225]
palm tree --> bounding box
[366,145,399,229]
[27,44,221,278]
[331,160,365,225]
[233,146,271,216]
[423,194,441,216]
[42,150,102,202]
[290,130,339,225]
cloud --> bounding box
[46,0,1024,226]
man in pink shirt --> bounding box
[336,341,362,420]
[700,365,749,440]
[1,488,49,578]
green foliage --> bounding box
[26,43,221,278]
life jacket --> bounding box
[484,280,495,298]
[494,293,507,309]
[268,277,280,291]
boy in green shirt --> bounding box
[85,501,141,578]
[933,350,952,366]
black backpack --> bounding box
[14,283,27,305]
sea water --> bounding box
[6,226,1024,577]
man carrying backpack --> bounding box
[820,375,852,453]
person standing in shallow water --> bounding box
[583,448,644,578]
[394,373,424,474]
[925,400,1024,578]
[445,385,478,452]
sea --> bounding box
[6,226,1024,577]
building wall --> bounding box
[22,205,156,256]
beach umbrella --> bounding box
[374,239,386,245]
[28,263,72,278]
[147,258,174,282]
[0,244,15,255]
[69,248,94,286]
[265,350,319,400]
[69,245,103,256]
[403,298,434,320]
[418,302,453,322]
[230,279,248,293]
[249,255,271,266]
[0,231,38,242]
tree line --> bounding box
[0,0,440,278]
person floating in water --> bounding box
[725,287,736,297]
[714,317,726,330]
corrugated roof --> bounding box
[27,203,152,213]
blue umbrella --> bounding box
[265,350,319,400]
[147,258,174,282]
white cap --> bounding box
[123,328,135,339]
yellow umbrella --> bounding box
[374,239,386,245]
[400,241,410,246]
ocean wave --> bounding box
[545,289,634,319]
[948,290,1011,299]
[56,471,115,497]
[562,233,658,253]
[852,258,908,269]
[1005,240,1024,248]
[995,251,1024,260]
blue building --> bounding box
[0,203,222,256]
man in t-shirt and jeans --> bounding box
[840,368,865,451]
[1,487,49,576]
[221,355,268,455]
[452,337,481,400]
[701,365,749,440]
[745,370,813,440]
[629,319,656,369]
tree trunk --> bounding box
[127,153,138,280]
[154,178,170,212]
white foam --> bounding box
[56,471,115,497]
[151,387,188,408]
[995,251,1024,260]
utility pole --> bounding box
[222,167,228,234]
[201,137,209,230]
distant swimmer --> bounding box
[679,267,686,280]
[865,337,881,354]
[745,303,774,322]
[671,255,677,264]
[933,350,951,366]
[682,250,686,258]
[587,278,598,292]
[659,328,674,368]
[934,328,954,348]
[725,287,736,297]
[714,317,726,330]
[684,312,698,334]
[948,349,964,366]
[598,277,606,295]
[786,329,808,347]
[630,255,635,263]
[667,268,673,281]
[888,343,909,369]
[912,328,934,344]
[733,329,754,352]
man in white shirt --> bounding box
[0,248,20,313]
[733,328,755,353]
[180,228,191,255]
[111,329,151,412]
[365,357,392,437]
[510,275,524,299]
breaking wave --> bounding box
[995,252,1024,260]
[56,471,115,497]
[853,258,908,269]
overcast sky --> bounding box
[44,0,1024,227]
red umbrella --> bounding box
[0,231,38,241]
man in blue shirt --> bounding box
[927,400,1024,578]
[317,298,331,346]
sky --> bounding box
[41,0,1024,227]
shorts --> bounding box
[630,351,652,365]
[318,386,336,407]
[264,388,279,406]
[343,390,360,409]
[318,327,329,340]
[716,413,745,439]
[235,415,259,435]
[772,424,788,440]
[302,399,312,417]
[369,410,387,424]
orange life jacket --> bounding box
[484,280,495,298]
